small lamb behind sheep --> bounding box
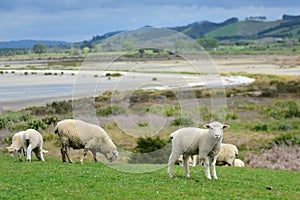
[168,121,229,180]
[190,143,239,167]
[6,131,25,157]
[216,143,238,166]
[233,158,245,167]
[54,119,119,164]
[23,129,47,161]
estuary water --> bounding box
[0,70,254,111]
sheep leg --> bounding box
[64,146,74,163]
[183,155,191,178]
[60,146,67,162]
[92,151,98,162]
[80,148,88,164]
[168,151,180,178]
[202,157,212,180]
[17,149,22,157]
[61,144,74,163]
[211,155,218,179]
[34,148,45,161]
[26,144,32,161]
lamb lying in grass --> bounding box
[188,143,240,167]
[54,119,119,164]
[168,121,229,180]
[233,158,245,167]
[216,143,238,166]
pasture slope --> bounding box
[0,153,299,199]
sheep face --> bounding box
[6,147,16,157]
[203,121,230,139]
[107,150,119,164]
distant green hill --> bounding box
[170,17,238,39]
[205,20,281,40]
[205,19,300,40]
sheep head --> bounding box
[107,149,119,165]
[203,121,230,139]
[6,147,16,157]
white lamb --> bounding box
[168,121,230,180]
[233,158,245,167]
[190,143,239,167]
[216,143,239,166]
[6,131,25,157]
[23,129,46,161]
[54,119,119,164]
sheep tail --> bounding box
[234,145,238,156]
[54,125,59,134]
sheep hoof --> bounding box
[168,174,173,178]
[185,174,190,178]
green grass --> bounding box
[0,153,299,200]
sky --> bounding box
[0,0,300,42]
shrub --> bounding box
[96,105,126,117]
[42,115,59,125]
[129,137,171,164]
[252,123,269,132]
[2,135,13,145]
[46,101,72,114]
[171,117,193,126]
[137,121,149,127]
[226,112,238,120]
[270,133,300,147]
[42,132,58,141]
[0,118,7,129]
[262,100,300,119]
[19,113,32,122]
[26,119,46,130]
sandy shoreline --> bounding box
[1,55,299,111]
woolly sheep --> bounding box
[216,143,238,166]
[168,121,230,180]
[6,131,25,157]
[233,158,245,167]
[23,129,46,161]
[188,143,239,167]
[177,155,195,166]
[54,119,119,164]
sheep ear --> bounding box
[223,125,230,129]
[203,124,210,129]
[6,147,16,152]
[113,150,119,157]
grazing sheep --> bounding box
[54,119,119,164]
[168,121,230,180]
[233,159,245,167]
[216,143,238,166]
[177,155,195,166]
[23,129,46,161]
[6,131,25,157]
[190,143,239,167]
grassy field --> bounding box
[0,152,299,200]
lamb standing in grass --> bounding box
[54,119,119,164]
[6,131,25,157]
[216,143,239,166]
[23,129,46,161]
[168,121,230,179]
